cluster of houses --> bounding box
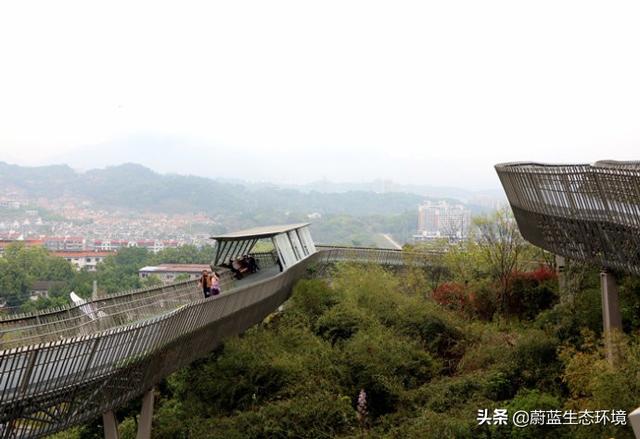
[0,237,184,271]
[0,237,208,307]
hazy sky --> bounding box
[2,1,640,189]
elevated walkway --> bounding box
[495,161,640,275]
[496,161,640,437]
[0,235,441,439]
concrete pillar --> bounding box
[136,388,155,439]
[630,406,640,439]
[103,411,119,439]
[600,270,623,364]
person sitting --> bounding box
[241,254,254,273]
[229,258,241,279]
[248,255,259,272]
[239,257,250,272]
[231,258,250,279]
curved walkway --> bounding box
[0,246,438,438]
[496,161,640,274]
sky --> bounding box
[1,0,640,189]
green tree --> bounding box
[96,247,150,293]
[0,243,76,306]
[141,274,163,288]
[473,207,528,313]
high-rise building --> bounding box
[414,201,471,242]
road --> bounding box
[380,233,402,250]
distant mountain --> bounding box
[41,135,504,199]
[45,135,215,175]
[0,162,80,197]
[276,179,505,203]
[0,162,437,217]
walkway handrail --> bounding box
[0,254,280,350]
[0,246,443,439]
[0,248,439,350]
[496,161,640,274]
[0,253,319,438]
[317,244,443,261]
[0,281,201,350]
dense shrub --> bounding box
[393,301,465,367]
[618,274,640,332]
[493,390,567,439]
[330,264,401,324]
[405,374,487,413]
[314,303,374,345]
[505,266,558,320]
[289,279,339,322]
[188,390,357,439]
[57,263,640,439]
[504,330,562,393]
[559,331,640,439]
[378,410,478,439]
[467,281,498,321]
[341,325,440,418]
[432,282,472,314]
[169,338,290,415]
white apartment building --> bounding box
[414,201,471,242]
[53,251,112,271]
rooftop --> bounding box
[53,251,113,258]
[210,223,310,241]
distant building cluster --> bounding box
[92,239,181,253]
[0,199,21,209]
[414,201,471,242]
[0,236,188,272]
[18,237,183,253]
[0,236,181,253]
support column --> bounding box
[629,407,640,439]
[136,388,155,439]
[600,269,622,365]
[103,411,119,439]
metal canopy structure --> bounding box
[495,161,640,274]
[211,223,317,270]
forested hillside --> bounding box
[51,260,640,439]
[0,162,427,216]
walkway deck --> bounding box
[232,265,281,290]
[0,246,440,439]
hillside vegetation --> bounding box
[54,259,640,438]
[0,162,426,217]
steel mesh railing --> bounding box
[0,254,281,351]
[495,161,640,274]
[317,245,442,266]
[0,247,439,438]
[0,254,319,438]
[0,281,202,351]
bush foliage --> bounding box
[58,260,640,439]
